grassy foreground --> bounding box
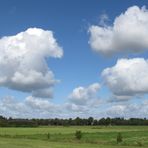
[0,126,147,147]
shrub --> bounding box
[117,132,123,143]
[75,130,82,140]
[137,141,143,147]
[47,133,50,139]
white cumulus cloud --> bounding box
[0,28,63,98]
[89,5,148,55]
[25,96,60,111]
[68,83,101,105]
[102,58,148,98]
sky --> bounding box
[0,0,148,118]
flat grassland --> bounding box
[0,126,147,148]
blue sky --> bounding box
[0,0,148,118]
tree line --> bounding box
[0,116,148,127]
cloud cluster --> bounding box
[0,28,63,98]
[106,100,148,118]
[0,96,28,118]
[2,95,148,119]
[25,96,59,111]
[68,83,100,105]
[0,96,62,118]
[102,58,148,98]
[89,6,148,55]
[66,83,101,113]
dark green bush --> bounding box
[117,132,123,143]
[47,133,50,139]
[75,130,82,140]
[137,141,143,147]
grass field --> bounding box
[0,126,147,147]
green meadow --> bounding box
[0,126,147,148]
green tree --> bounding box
[87,117,94,125]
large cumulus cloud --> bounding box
[0,28,63,98]
[89,6,148,55]
[102,58,148,97]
